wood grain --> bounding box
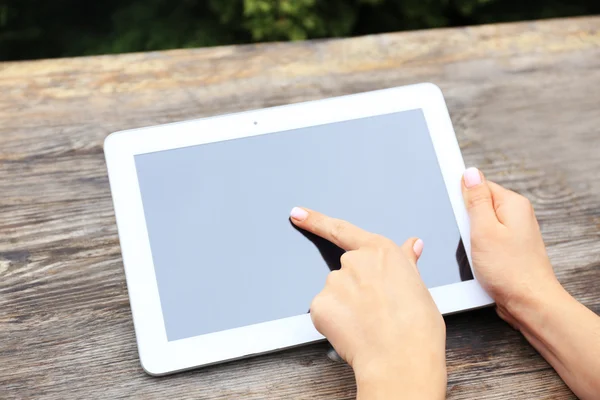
[1,16,599,399]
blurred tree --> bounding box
[0,0,598,61]
[242,0,377,41]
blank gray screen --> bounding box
[135,109,471,342]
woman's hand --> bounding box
[290,207,447,400]
[462,167,600,399]
[460,167,561,326]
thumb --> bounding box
[462,167,498,230]
[401,237,424,265]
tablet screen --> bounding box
[135,109,472,342]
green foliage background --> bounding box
[1,0,598,61]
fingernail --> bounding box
[464,167,482,188]
[413,239,424,258]
[290,207,309,221]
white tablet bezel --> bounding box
[104,83,494,376]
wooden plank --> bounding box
[1,16,599,399]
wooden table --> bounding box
[2,16,599,399]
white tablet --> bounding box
[104,83,493,376]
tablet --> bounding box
[104,83,494,376]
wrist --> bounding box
[355,356,446,400]
[503,278,571,329]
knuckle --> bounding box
[467,191,492,210]
[325,270,341,286]
[340,251,352,266]
[310,292,333,329]
[508,192,535,218]
[310,294,323,313]
[308,215,324,231]
[330,220,346,243]
[309,295,326,323]
[517,195,534,213]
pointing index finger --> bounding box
[289,207,373,251]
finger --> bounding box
[461,167,499,231]
[400,237,424,265]
[290,207,373,251]
[487,181,513,223]
[488,181,535,226]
